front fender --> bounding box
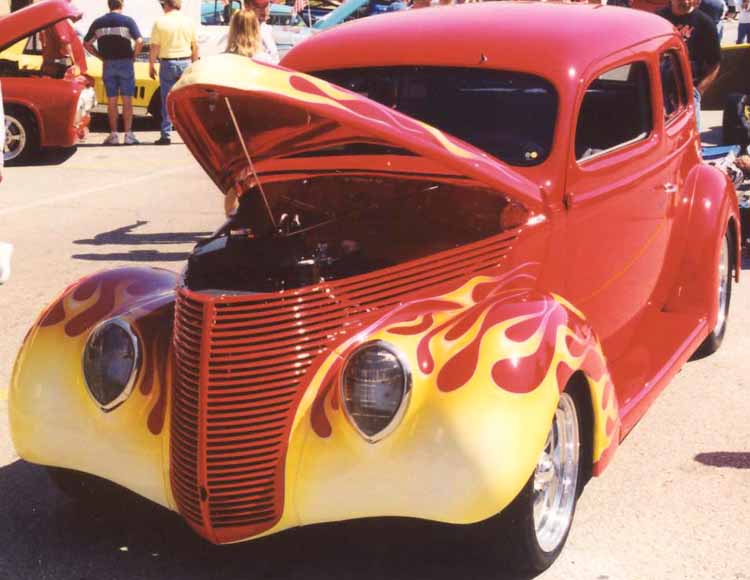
[276,277,620,533]
[10,267,178,508]
[665,164,740,323]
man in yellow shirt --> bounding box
[149,0,199,145]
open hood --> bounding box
[169,54,543,212]
[0,0,83,54]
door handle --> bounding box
[663,183,678,194]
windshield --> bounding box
[313,66,558,166]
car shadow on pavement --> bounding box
[0,460,536,580]
[12,147,79,167]
[694,452,750,469]
[72,221,211,263]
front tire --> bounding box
[693,228,733,358]
[46,466,118,505]
[479,389,584,574]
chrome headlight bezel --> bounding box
[82,318,140,412]
[340,340,412,444]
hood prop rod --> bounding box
[224,97,277,230]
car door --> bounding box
[562,55,673,361]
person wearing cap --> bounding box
[243,0,279,64]
[149,0,199,145]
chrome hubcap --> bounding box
[4,115,27,162]
[714,235,729,336]
[533,392,580,553]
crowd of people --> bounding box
[79,0,278,146]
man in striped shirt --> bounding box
[84,0,144,145]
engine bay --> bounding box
[184,175,523,293]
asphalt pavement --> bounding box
[0,109,748,580]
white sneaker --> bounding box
[124,132,140,145]
[102,133,119,146]
[0,242,13,284]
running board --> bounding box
[608,310,708,438]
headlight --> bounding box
[83,319,140,411]
[341,341,411,443]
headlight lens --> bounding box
[341,341,411,442]
[83,319,139,411]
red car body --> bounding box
[280,5,741,442]
[9,3,741,574]
[1,1,94,163]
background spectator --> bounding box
[699,0,727,40]
[84,0,144,146]
[149,0,199,145]
[738,0,750,41]
[226,10,261,58]
[41,19,79,78]
[658,0,721,131]
[243,0,279,63]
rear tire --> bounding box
[4,104,40,165]
[693,228,733,358]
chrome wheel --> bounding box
[714,234,730,336]
[533,392,580,553]
[4,114,27,163]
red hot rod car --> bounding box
[10,3,740,574]
[0,1,96,164]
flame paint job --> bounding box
[9,2,741,547]
[10,268,178,507]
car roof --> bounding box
[283,2,676,84]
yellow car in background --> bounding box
[0,35,163,123]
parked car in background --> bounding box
[313,0,406,30]
[0,1,96,164]
[0,35,162,126]
[9,3,740,574]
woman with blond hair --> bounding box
[226,10,262,59]
[224,9,268,216]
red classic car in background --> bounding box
[9,3,740,574]
[0,1,96,164]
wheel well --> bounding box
[4,103,39,131]
[564,371,594,493]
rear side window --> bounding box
[575,61,652,161]
[314,66,558,166]
[660,51,687,122]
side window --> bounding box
[575,61,652,161]
[660,51,687,122]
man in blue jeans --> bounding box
[149,0,199,145]
[84,0,143,145]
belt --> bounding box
[161,56,191,61]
